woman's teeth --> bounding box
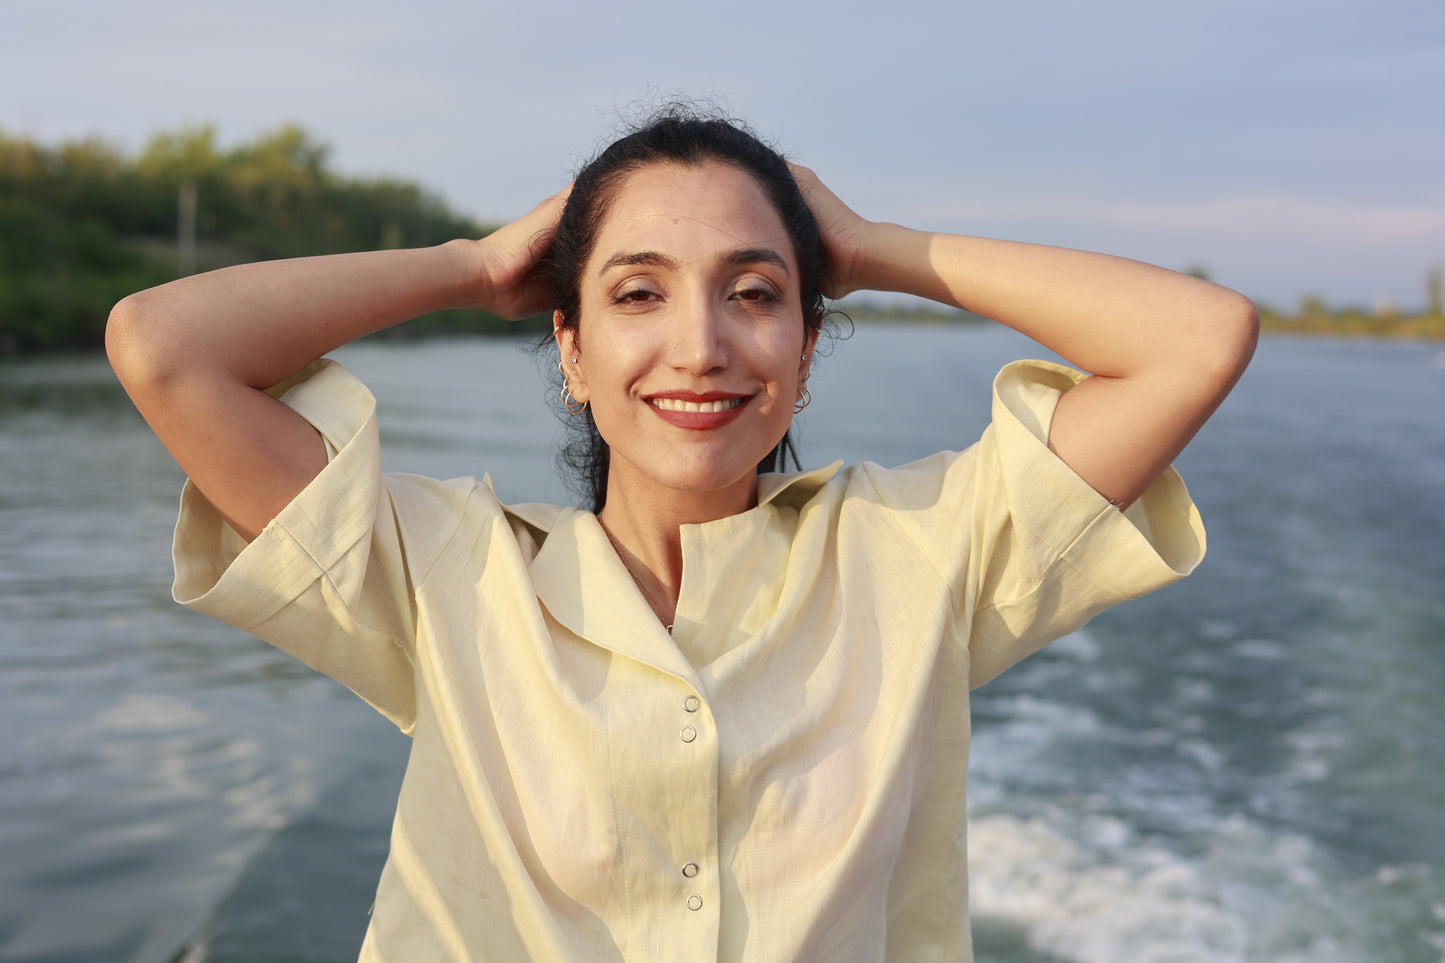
[650,397,743,413]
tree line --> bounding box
[0,124,525,355]
[3,125,1441,355]
[1256,273,1445,340]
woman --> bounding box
[108,111,1257,961]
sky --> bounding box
[4,0,1442,311]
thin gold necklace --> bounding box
[600,526,675,634]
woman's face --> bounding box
[558,160,816,513]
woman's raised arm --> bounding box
[791,165,1258,508]
[107,188,567,540]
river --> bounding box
[2,325,1442,962]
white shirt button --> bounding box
[683,695,700,712]
[687,894,703,911]
[679,725,697,743]
[682,862,699,878]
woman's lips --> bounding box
[651,397,743,413]
[646,392,750,429]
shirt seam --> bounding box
[411,481,491,595]
[974,504,1120,620]
[856,472,973,654]
[270,510,415,665]
[860,459,1115,622]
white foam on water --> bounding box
[970,811,1249,963]
[980,693,1104,734]
[1198,619,1237,641]
[1280,725,1346,784]
[968,806,1445,963]
[966,612,1445,960]
[1047,629,1101,662]
[1230,638,1291,660]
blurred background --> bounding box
[4,0,1444,346]
[2,1,1442,961]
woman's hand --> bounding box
[107,182,575,541]
[789,164,876,299]
[788,161,1257,510]
[469,185,570,320]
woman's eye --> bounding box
[614,288,657,304]
[732,286,776,303]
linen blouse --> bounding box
[173,358,1205,962]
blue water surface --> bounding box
[2,328,1441,962]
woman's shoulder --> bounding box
[381,473,574,553]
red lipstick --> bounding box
[645,390,751,430]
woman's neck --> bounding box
[597,473,758,628]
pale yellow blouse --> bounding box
[173,358,1204,962]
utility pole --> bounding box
[178,180,197,277]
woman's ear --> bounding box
[554,311,588,403]
[799,327,821,381]
[552,310,570,355]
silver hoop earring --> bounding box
[559,356,586,414]
[796,353,813,412]
[794,383,812,414]
[561,383,588,415]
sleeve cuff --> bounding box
[172,359,384,626]
[990,359,1206,595]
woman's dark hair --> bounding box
[548,107,830,513]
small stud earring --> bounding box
[559,355,586,414]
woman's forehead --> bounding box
[591,161,794,268]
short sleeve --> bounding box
[861,359,1206,687]
[171,360,477,733]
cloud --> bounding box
[888,188,1444,308]
[919,192,1445,249]
[4,0,1441,307]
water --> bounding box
[2,327,1442,962]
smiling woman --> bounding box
[105,106,1257,962]
[546,113,832,529]
[557,160,818,631]
[565,164,811,499]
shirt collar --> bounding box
[494,461,841,683]
[519,505,701,684]
[756,460,843,509]
[499,460,843,537]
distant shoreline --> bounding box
[840,304,1445,341]
[1255,310,1445,340]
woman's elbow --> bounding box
[1189,287,1260,388]
[1219,289,1260,375]
[107,291,177,400]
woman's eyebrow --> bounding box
[719,247,790,275]
[597,250,678,274]
[597,247,791,277]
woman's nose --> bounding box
[669,296,729,373]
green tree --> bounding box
[0,123,520,354]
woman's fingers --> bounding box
[476,184,572,319]
[789,163,868,298]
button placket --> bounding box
[679,692,703,744]
[664,682,716,936]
